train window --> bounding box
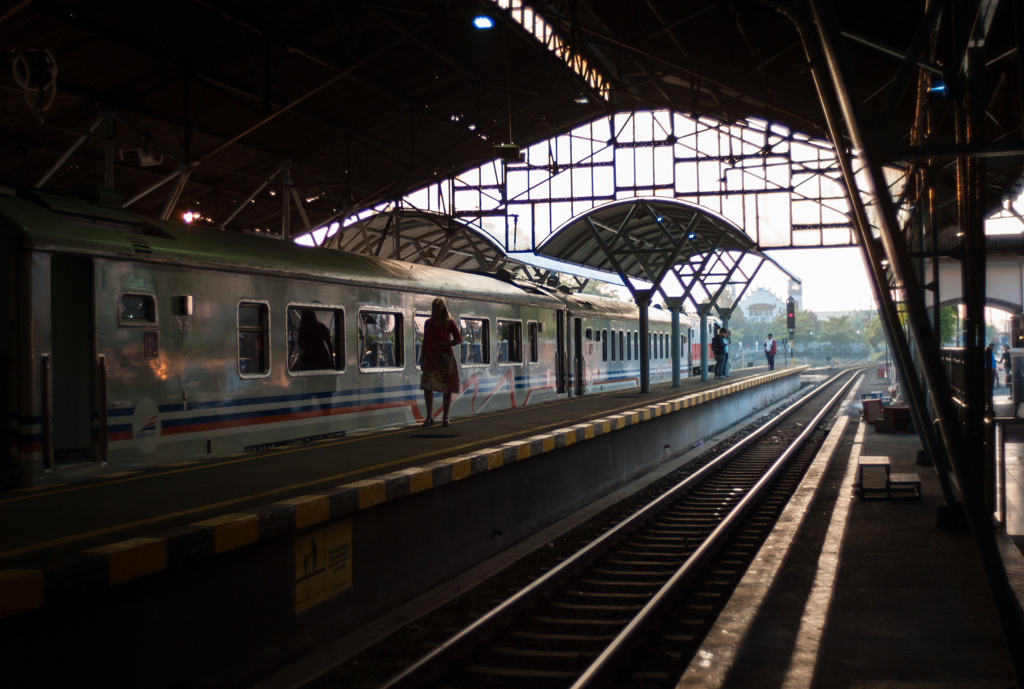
[660,334,665,359]
[626,330,631,360]
[619,330,625,361]
[359,310,404,370]
[413,314,430,369]
[460,317,490,366]
[610,329,616,361]
[238,302,270,377]
[497,320,522,364]
[601,329,608,361]
[585,328,592,341]
[633,332,638,360]
[119,293,155,325]
[286,306,344,373]
[528,322,539,363]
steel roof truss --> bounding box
[585,215,640,298]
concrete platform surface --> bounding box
[678,373,1017,689]
[0,366,796,571]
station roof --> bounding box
[317,209,517,273]
[536,198,797,304]
[0,1,1020,240]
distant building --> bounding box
[738,286,787,322]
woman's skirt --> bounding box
[420,351,460,393]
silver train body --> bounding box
[0,188,716,486]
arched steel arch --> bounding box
[534,197,796,388]
[389,110,860,253]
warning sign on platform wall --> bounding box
[295,520,352,614]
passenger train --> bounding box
[0,186,717,486]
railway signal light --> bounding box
[786,298,796,331]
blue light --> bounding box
[655,216,664,223]
[928,83,946,93]
[473,15,495,29]
[688,232,697,240]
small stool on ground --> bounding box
[855,455,921,500]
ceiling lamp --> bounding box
[473,15,494,29]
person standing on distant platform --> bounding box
[721,329,731,378]
[420,298,462,427]
[764,333,777,371]
[1002,345,1012,387]
[711,328,725,379]
[988,344,999,389]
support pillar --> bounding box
[699,306,711,382]
[159,163,196,221]
[794,2,1024,681]
[103,111,114,190]
[666,297,683,387]
[636,290,652,393]
[282,162,292,240]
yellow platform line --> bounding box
[0,369,803,561]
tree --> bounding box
[865,316,885,348]
[820,315,856,349]
[939,306,957,345]
[578,279,630,301]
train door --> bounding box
[556,310,566,394]
[573,317,584,396]
[49,253,95,465]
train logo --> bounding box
[132,398,161,454]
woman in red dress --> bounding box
[421,298,462,426]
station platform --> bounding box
[678,371,1020,689]
[0,365,803,642]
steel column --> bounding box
[777,0,958,507]
[159,163,196,221]
[281,163,292,240]
[699,307,709,381]
[103,112,114,190]
[804,0,1024,679]
[666,297,683,387]
[637,290,652,393]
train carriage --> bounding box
[0,186,716,487]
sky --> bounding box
[763,247,874,313]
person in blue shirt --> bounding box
[988,344,998,389]
[721,329,731,378]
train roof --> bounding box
[0,186,687,324]
[0,187,559,307]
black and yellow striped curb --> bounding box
[0,366,806,619]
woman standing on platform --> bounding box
[421,298,462,427]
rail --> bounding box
[379,368,862,689]
[570,371,858,687]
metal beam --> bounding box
[160,163,196,220]
[122,166,184,208]
[804,1,1024,680]
[840,30,944,74]
[216,166,280,228]
[34,112,105,188]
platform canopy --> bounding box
[535,197,799,315]
[313,208,519,274]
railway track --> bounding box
[378,369,862,689]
